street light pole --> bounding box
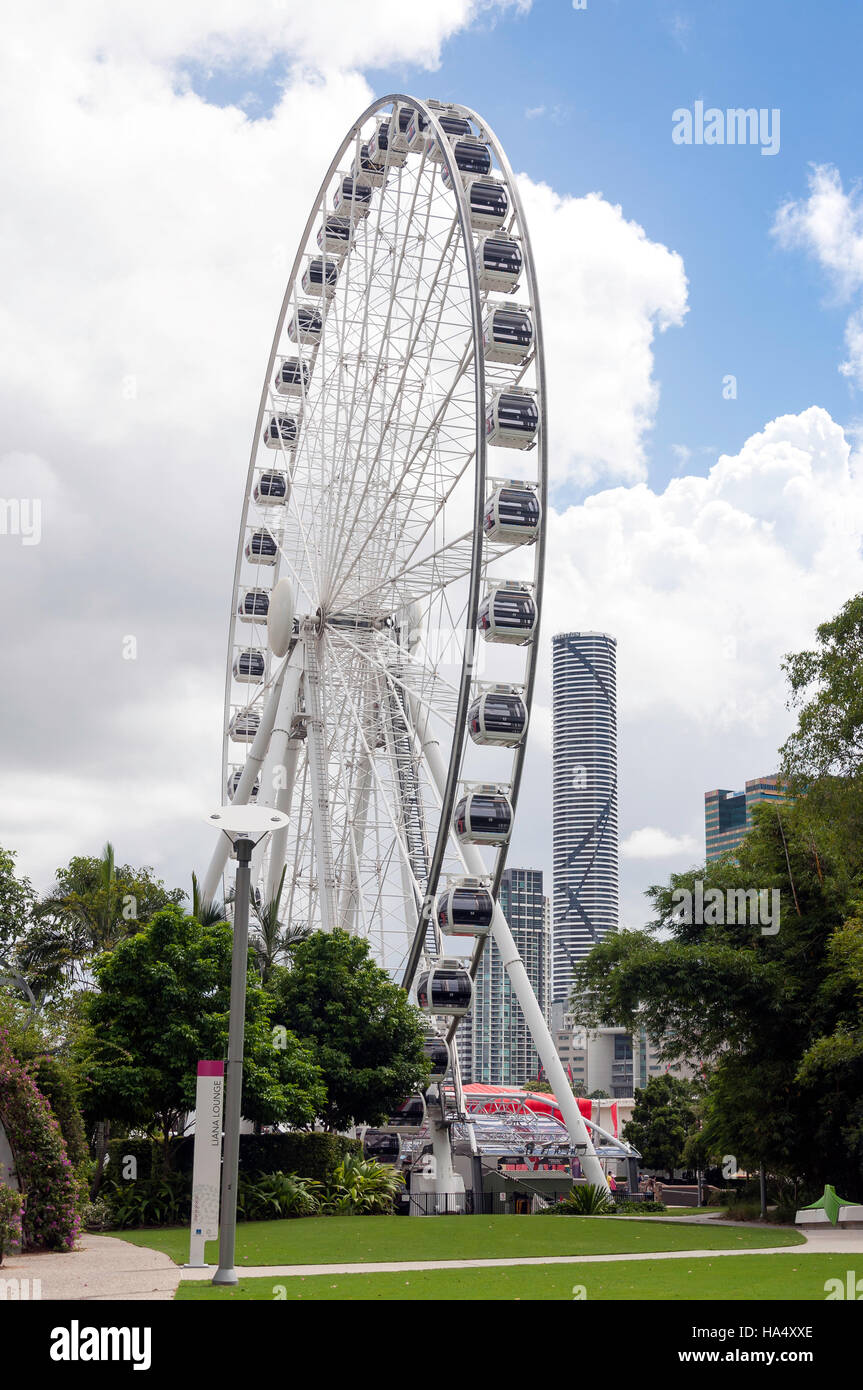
[212,834,254,1286]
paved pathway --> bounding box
[2,1234,180,1301]
[4,1224,860,1299]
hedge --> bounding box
[106,1132,361,1187]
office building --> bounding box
[705,774,787,861]
[552,631,619,1015]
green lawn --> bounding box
[117,1213,803,1268]
[176,1251,833,1301]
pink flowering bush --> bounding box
[0,1029,81,1251]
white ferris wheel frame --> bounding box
[200,93,607,1189]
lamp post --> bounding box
[204,805,288,1287]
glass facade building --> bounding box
[552,631,619,1007]
[457,868,551,1085]
[705,774,786,861]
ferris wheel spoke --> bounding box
[324,632,430,913]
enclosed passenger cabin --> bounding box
[441,138,492,189]
[453,789,513,845]
[301,257,339,298]
[351,141,387,188]
[332,175,373,219]
[467,688,528,747]
[287,304,323,344]
[237,587,270,622]
[467,177,509,231]
[380,1095,426,1132]
[253,470,288,506]
[482,306,533,365]
[245,528,278,565]
[232,647,266,683]
[226,767,260,802]
[436,880,494,937]
[229,709,261,742]
[368,118,407,169]
[317,215,354,257]
[482,483,540,543]
[392,102,420,152]
[405,106,432,153]
[486,389,538,449]
[263,413,299,451]
[274,357,311,397]
[477,584,538,644]
[476,233,522,293]
[427,113,472,160]
[362,1130,400,1162]
[422,1033,451,1081]
[416,964,474,1017]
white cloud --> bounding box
[773,165,863,387]
[22,1,530,74]
[621,827,700,860]
[518,180,688,487]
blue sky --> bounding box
[187,0,863,502]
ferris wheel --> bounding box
[200,94,607,1193]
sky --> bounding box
[2,0,863,935]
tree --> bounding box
[570,595,863,1198]
[623,1074,699,1177]
[248,866,309,984]
[522,1077,553,1093]
[270,930,429,1131]
[781,592,863,781]
[18,845,185,997]
[79,905,325,1162]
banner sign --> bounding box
[188,1060,224,1266]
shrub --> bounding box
[80,1195,113,1231]
[105,1138,157,1184]
[105,1173,190,1230]
[237,1172,321,1221]
[322,1154,404,1215]
[613,1198,667,1213]
[0,1030,81,1251]
[0,1186,23,1263]
[536,1184,615,1216]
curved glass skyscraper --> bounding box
[552,631,619,1009]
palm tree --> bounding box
[249,867,309,983]
[190,872,225,927]
[22,842,132,989]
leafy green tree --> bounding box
[571,594,863,1197]
[270,930,429,1131]
[79,905,325,1163]
[522,1077,553,1093]
[781,592,863,781]
[623,1074,699,1176]
[18,844,184,996]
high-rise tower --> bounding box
[467,867,551,1085]
[552,631,619,1012]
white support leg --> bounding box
[263,737,302,906]
[250,659,303,885]
[303,636,338,932]
[408,692,609,1192]
[201,656,292,905]
[337,750,371,934]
